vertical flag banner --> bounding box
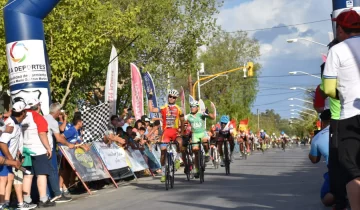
[210,101,216,118]
[105,45,118,116]
[239,119,249,133]
[180,86,186,115]
[189,95,195,103]
[199,99,206,113]
[142,71,160,118]
[130,63,144,120]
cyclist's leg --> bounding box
[160,129,171,182]
[229,136,235,154]
[201,133,210,162]
[239,138,244,153]
[191,134,201,176]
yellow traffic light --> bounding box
[246,62,254,77]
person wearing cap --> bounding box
[21,98,54,207]
[308,110,334,207]
[323,9,360,210]
[0,101,36,210]
[44,103,74,203]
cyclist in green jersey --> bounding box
[184,101,215,178]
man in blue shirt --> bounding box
[309,109,333,207]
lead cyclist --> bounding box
[148,89,185,183]
[184,101,215,178]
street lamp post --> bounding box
[286,38,328,47]
[288,71,321,79]
[289,87,312,92]
[288,98,313,104]
[290,109,317,117]
[289,104,317,113]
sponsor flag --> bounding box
[104,45,118,116]
[189,95,195,103]
[142,71,159,118]
[210,101,216,118]
[130,63,144,120]
[180,86,186,115]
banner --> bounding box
[199,99,206,113]
[105,45,118,116]
[60,146,111,182]
[189,95,195,103]
[92,142,128,170]
[130,63,144,120]
[180,86,186,115]
[125,148,148,172]
[210,101,216,118]
[142,71,160,118]
[239,119,249,130]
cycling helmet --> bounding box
[281,131,285,135]
[239,127,245,132]
[220,115,230,124]
[168,89,179,97]
[249,130,253,134]
[260,129,264,132]
[190,101,199,107]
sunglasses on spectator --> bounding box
[168,95,177,99]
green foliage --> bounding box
[196,31,261,122]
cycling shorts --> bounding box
[192,131,209,144]
[162,128,179,143]
[210,137,217,145]
[217,134,232,142]
[182,135,191,148]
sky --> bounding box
[216,0,334,119]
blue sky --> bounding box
[216,0,333,118]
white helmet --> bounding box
[190,101,199,107]
[168,89,179,97]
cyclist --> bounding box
[217,115,235,166]
[209,125,217,155]
[259,129,267,150]
[237,127,250,156]
[280,131,288,149]
[248,130,255,151]
[148,89,185,183]
[184,101,215,178]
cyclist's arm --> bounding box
[180,114,185,136]
[148,99,159,113]
[207,113,216,120]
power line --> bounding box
[256,90,302,97]
[252,92,303,107]
[226,19,330,33]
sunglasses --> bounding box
[168,95,177,99]
[190,106,198,108]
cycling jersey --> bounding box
[217,125,234,141]
[160,104,183,143]
[184,113,207,133]
[260,132,266,140]
[238,132,247,139]
[160,104,183,130]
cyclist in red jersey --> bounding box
[148,89,185,182]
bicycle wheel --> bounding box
[198,148,204,183]
[185,152,191,181]
[165,154,170,190]
[224,141,230,175]
[170,153,175,188]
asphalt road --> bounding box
[53,145,328,210]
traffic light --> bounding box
[246,62,254,77]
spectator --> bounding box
[132,120,144,133]
[309,110,333,206]
[59,118,87,196]
[21,98,54,207]
[121,116,134,132]
[110,115,119,133]
[125,126,137,150]
[58,111,71,133]
[323,9,360,210]
[0,102,34,210]
[44,103,74,203]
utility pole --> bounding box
[257,109,260,133]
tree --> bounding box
[194,31,261,122]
